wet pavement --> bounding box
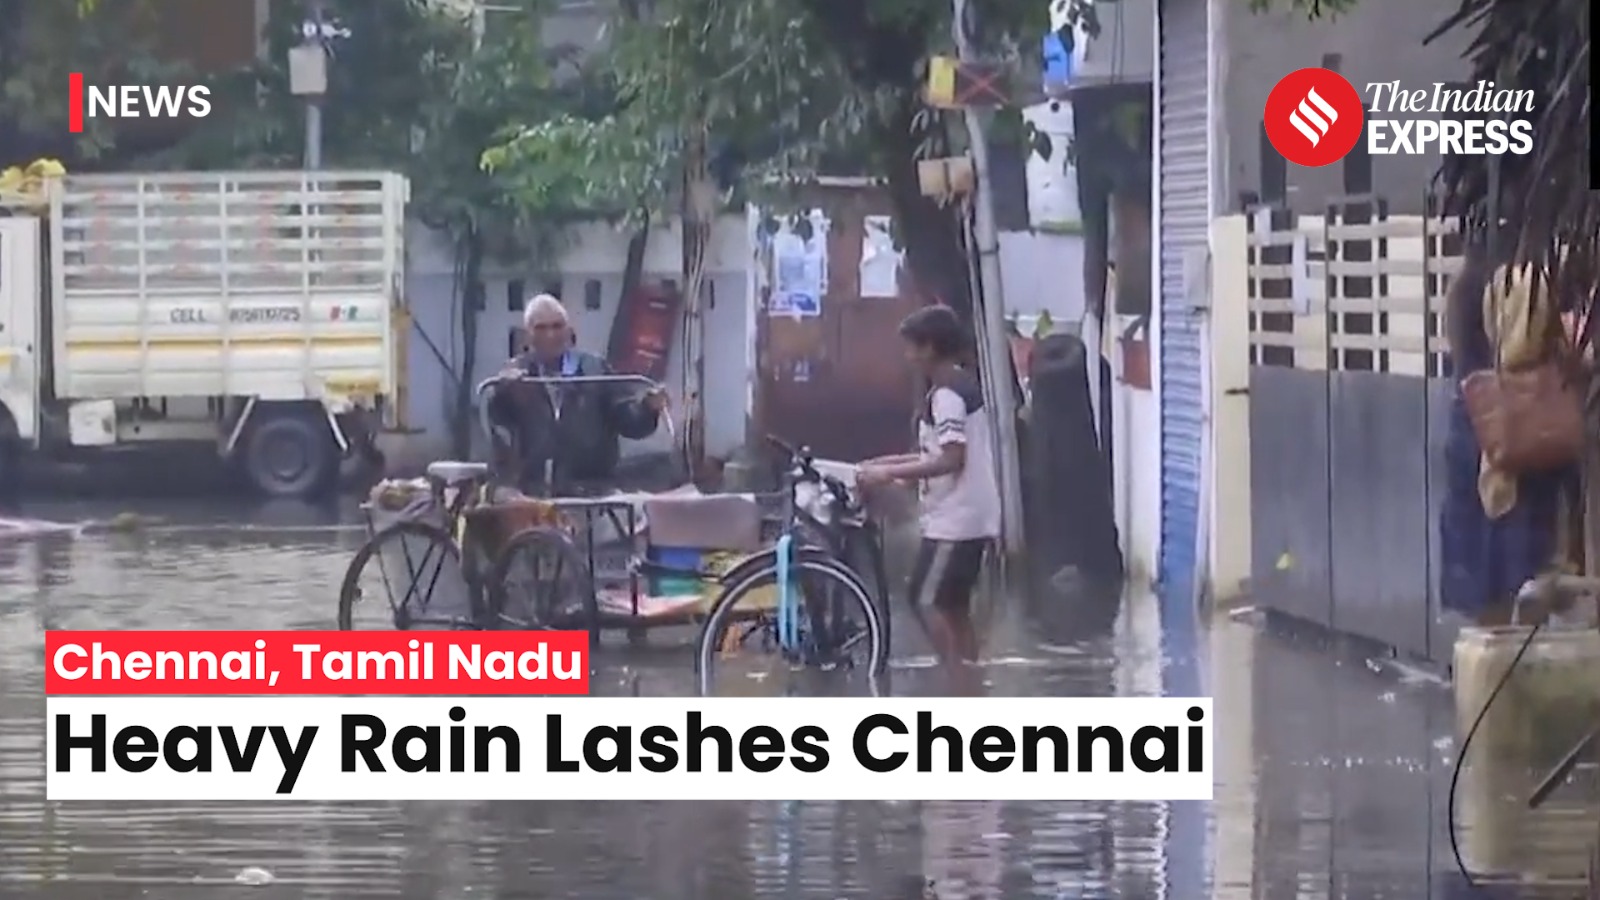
[0,498,1592,898]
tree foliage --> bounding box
[1428,0,1595,344]
[0,0,185,161]
[485,0,1062,316]
[483,0,857,224]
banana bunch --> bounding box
[0,157,66,209]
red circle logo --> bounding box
[1263,68,1365,167]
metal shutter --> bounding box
[1157,0,1210,596]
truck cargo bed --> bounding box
[49,171,407,403]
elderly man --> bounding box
[487,294,668,494]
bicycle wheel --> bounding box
[694,556,887,695]
[487,526,598,631]
[337,521,473,630]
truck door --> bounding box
[0,217,41,442]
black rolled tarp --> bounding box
[1020,332,1125,632]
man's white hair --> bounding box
[523,293,569,326]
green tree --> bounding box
[161,0,609,454]
[0,0,186,162]
[1428,0,1594,323]
[486,0,1066,323]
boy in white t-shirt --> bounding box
[857,306,1001,689]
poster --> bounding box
[768,213,828,318]
[858,215,901,298]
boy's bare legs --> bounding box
[926,607,983,696]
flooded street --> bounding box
[0,499,1581,898]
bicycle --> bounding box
[692,436,892,694]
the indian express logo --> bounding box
[1363,80,1533,155]
[1288,88,1340,148]
[1264,68,1534,167]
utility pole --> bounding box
[289,0,343,169]
[950,0,1026,557]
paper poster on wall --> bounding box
[858,215,901,298]
[768,211,828,318]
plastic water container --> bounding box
[649,546,704,597]
[1453,625,1600,879]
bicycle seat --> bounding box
[425,460,491,485]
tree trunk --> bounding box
[680,124,713,475]
[878,97,973,321]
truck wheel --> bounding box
[241,413,337,499]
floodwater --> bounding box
[0,498,1591,899]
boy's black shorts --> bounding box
[906,538,989,613]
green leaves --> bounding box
[0,0,183,159]
[1429,0,1595,335]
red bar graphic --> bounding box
[68,72,83,133]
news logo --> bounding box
[42,631,1215,802]
[1264,68,1366,167]
[67,72,212,133]
[1264,67,1536,166]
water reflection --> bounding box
[0,499,1591,898]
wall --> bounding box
[1207,217,1251,601]
[1111,319,1162,585]
[996,231,1087,322]
[1217,0,1473,215]
[394,214,752,472]
[1022,100,1081,229]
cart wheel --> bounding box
[338,521,471,630]
[488,526,597,632]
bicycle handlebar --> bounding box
[765,433,859,515]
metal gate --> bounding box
[1241,197,1461,661]
[1156,0,1211,596]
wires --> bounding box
[1447,620,1544,893]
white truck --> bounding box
[0,171,409,497]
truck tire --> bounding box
[240,412,337,499]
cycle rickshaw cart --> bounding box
[337,372,893,684]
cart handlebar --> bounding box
[476,371,675,444]
[473,371,663,399]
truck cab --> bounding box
[0,171,409,498]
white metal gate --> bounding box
[1157,0,1211,595]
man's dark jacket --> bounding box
[485,350,659,494]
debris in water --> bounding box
[0,517,78,540]
[233,866,275,886]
